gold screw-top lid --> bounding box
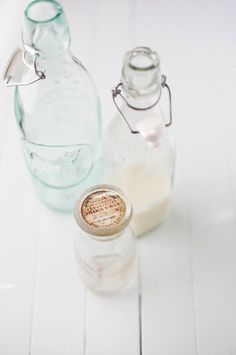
[74,185,133,238]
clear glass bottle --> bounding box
[74,185,136,294]
[104,47,176,236]
[5,0,102,211]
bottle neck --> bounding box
[123,89,161,110]
[119,47,164,127]
[23,0,71,59]
[121,47,161,96]
[116,89,164,132]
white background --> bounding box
[0,0,236,354]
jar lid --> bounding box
[74,185,133,237]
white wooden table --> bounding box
[1,1,236,354]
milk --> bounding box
[107,164,171,236]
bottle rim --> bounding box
[121,46,161,97]
[126,46,160,71]
[25,0,63,24]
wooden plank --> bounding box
[139,171,197,355]
[0,117,40,355]
[86,280,139,355]
[0,2,40,354]
[83,0,132,128]
[82,1,140,355]
[0,0,28,162]
[190,216,236,355]
[30,211,85,355]
[184,1,236,354]
[144,0,236,354]
[135,0,198,354]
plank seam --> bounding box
[138,244,143,355]
[138,293,143,355]
[128,0,138,47]
[83,288,87,355]
[28,211,42,355]
[180,161,200,355]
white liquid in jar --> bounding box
[107,164,171,236]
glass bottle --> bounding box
[74,185,136,294]
[104,47,176,236]
[4,0,102,211]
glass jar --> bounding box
[74,185,136,294]
[4,0,102,211]
[103,47,176,236]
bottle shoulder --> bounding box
[105,107,175,144]
[14,54,101,145]
[104,110,175,163]
[14,54,100,109]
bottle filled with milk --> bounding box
[104,47,176,236]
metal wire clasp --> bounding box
[112,75,172,134]
[3,47,46,87]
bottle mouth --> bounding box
[128,47,160,71]
[121,46,161,96]
[25,0,63,24]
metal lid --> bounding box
[74,185,133,238]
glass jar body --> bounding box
[75,227,136,294]
[14,53,102,211]
[104,103,176,236]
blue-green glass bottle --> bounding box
[13,0,102,211]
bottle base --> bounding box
[76,253,137,296]
[84,273,137,296]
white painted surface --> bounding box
[0,0,236,354]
